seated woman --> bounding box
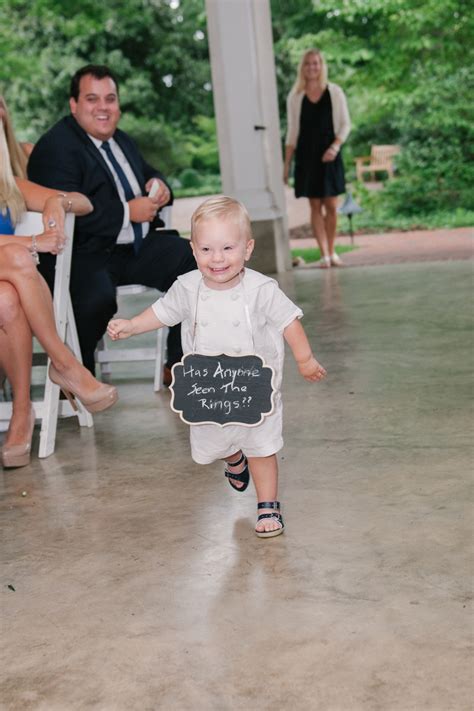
[0,113,118,469]
[0,94,33,175]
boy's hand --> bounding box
[107,318,134,341]
[297,356,327,382]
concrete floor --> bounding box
[1,260,473,710]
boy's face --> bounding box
[191,217,254,290]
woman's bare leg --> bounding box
[0,245,106,393]
[323,197,339,256]
[0,282,33,446]
[309,198,329,260]
[247,454,282,534]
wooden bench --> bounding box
[355,144,400,181]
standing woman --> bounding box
[284,49,351,267]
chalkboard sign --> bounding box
[170,353,275,427]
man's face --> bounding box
[70,75,121,141]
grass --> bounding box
[338,207,474,235]
[291,245,356,264]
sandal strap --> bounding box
[224,453,248,479]
[257,501,280,510]
[225,452,246,468]
[256,513,283,525]
[224,469,248,483]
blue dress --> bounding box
[0,209,14,235]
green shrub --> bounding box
[179,168,203,189]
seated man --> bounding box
[28,64,196,381]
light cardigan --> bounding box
[285,82,351,148]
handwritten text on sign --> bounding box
[170,353,275,426]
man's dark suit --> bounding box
[28,115,196,373]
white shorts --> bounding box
[190,403,283,464]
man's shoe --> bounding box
[163,366,173,387]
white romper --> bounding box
[152,268,303,464]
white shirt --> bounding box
[87,134,149,245]
[152,268,303,393]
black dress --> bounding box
[294,89,345,198]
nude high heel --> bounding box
[1,406,36,469]
[48,365,118,414]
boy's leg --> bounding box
[247,454,282,534]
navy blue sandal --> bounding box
[255,501,284,538]
[224,452,250,492]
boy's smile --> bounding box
[191,218,254,290]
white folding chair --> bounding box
[0,212,93,458]
[95,206,172,392]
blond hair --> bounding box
[0,118,26,225]
[0,95,28,180]
[292,49,328,95]
[191,196,252,241]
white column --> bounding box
[206,0,291,273]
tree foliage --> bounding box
[1,0,472,213]
[0,0,212,174]
[271,0,474,212]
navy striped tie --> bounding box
[101,141,143,253]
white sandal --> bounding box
[330,253,343,266]
[317,256,331,269]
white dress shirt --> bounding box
[88,134,149,245]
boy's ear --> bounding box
[245,238,255,260]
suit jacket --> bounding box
[28,115,173,254]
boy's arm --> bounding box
[107,306,165,341]
[283,318,327,382]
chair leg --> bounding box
[66,301,93,428]
[96,336,112,382]
[38,358,61,458]
[153,327,168,392]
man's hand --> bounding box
[128,196,161,223]
[297,356,327,382]
[107,318,134,340]
[145,178,170,208]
